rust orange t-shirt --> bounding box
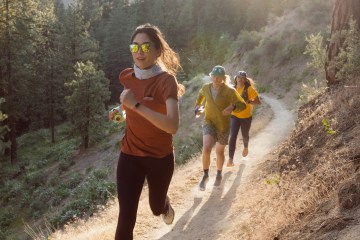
[119,68,179,157]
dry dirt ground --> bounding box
[50,94,295,240]
[140,95,294,240]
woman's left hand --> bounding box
[120,89,138,109]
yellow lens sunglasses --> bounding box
[129,43,152,53]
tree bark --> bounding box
[5,0,17,163]
[325,0,360,85]
[50,64,55,143]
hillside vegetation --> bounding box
[223,0,360,237]
[222,79,360,239]
[4,0,360,239]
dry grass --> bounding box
[224,150,353,240]
[24,219,55,240]
[223,80,360,239]
[47,200,119,240]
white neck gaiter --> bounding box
[134,64,165,80]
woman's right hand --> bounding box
[120,89,138,109]
[194,105,204,118]
[108,106,121,121]
[222,104,234,116]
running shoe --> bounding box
[199,175,209,191]
[227,159,235,167]
[162,198,175,225]
[242,147,249,157]
[214,174,222,186]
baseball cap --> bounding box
[209,65,226,77]
[235,70,247,78]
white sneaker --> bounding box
[162,199,175,225]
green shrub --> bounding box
[298,32,329,103]
[52,176,116,227]
[262,35,282,58]
[51,185,71,206]
[175,135,203,165]
[54,138,79,162]
[52,208,82,226]
[49,174,61,187]
[17,128,50,148]
[0,229,6,240]
[0,179,24,203]
[304,32,326,74]
[256,82,272,93]
[229,30,261,59]
[58,159,75,172]
[20,191,31,208]
[301,0,333,25]
[65,172,83,189]
[29,187,54,215]
[36,187,54,203]
[0,207,15,228]
[247,49,261,66]
[250,64,260,77]
[93,169,109,180]
[333,19,360,81]
[77,177,116,203]
[25,171,46,188]
[30,200,48,216]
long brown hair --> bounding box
[234,76,256,90]
[131,23,181,76]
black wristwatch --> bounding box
[134,102,141,109]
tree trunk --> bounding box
[83,132,89,149]
[325,0,360,85]
[84,76,90,149]
[5,0,17,163]
[50,62,55,143]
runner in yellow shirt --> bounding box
[227,71,261,167]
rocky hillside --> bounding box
[277,1,360,237]
[222,0,360,238]
[275,78,360,239]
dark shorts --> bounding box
[202,124,229,145]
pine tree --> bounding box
[65,61,110,149]
[0,0,40,163]
[174,0,195,47]
[28,0,65,143]
[102,2,135,102]
[58,0,100,83]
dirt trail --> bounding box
[50,94,295,240]
[133,94,295,240]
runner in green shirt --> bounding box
[194,65,246,190]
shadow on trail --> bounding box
[159,163,246,240]
[156,95,294,239]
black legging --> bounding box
[115,152,174,240]
[228,115,252,160]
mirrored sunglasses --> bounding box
[129,43,151,53]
